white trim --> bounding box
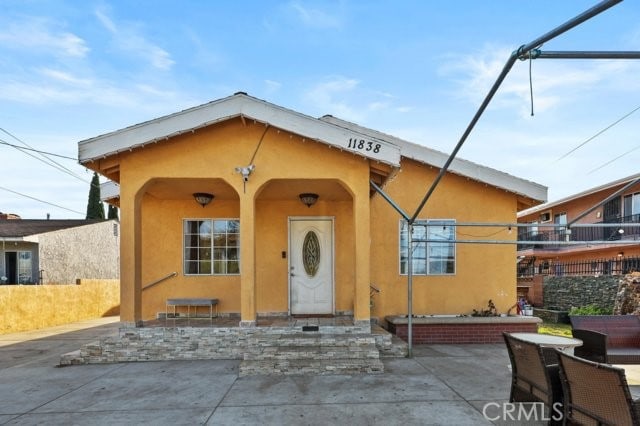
[399,218,457,276]
[79,93,400,167]
[322,115,546,203]
[100,181,120,202]
[182,218,240,276]
[288,216,335,315]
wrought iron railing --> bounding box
[517,214,640,250]
[518,256,640,277]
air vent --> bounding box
[302,325,319,332]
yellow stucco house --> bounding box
[78,92,546,328]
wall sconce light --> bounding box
[618,251,624,257]
[299,193,319,208]
[193,192,214,208]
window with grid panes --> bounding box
[183,219,239,275]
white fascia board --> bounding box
[78,94,400,167]
[401,142,547,202]
[100,181,120,201]
[321,116,547,202]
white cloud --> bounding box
[0,17,89,57]
[288,1,342,29]
[39,68,92,87]
[303,76,363,121]
[94,7,175,70]
[264,79,282,94]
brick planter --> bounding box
[385,315,541,344]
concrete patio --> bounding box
[1,317,638,425]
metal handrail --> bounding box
[142,272,177,290]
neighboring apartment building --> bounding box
[0,218,120,284]
[517,173,640,278]
[78,92,546,326]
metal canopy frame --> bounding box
[371,0,640,357]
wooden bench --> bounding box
[570,315,640,364]
[166,298,219,319]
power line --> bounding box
[588,144,640,174]
[0,139,76,160]
[556,104,640,162]
[0,185,84,216]
[0,128,91,185]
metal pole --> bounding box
[536,51,640,59]
[370,180,410,221]
[407,222,413,358]
[410,0,622,223]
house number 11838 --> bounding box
[347,138,381,154]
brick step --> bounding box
[239,358,384,376]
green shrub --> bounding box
[569,304,613,315]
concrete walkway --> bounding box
[0,318,638,425]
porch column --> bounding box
[239,193,256,327]
[353,191,371,327]
[119,184,143,326]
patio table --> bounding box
[509,333,582,364]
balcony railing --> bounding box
[518,255,640,277]
[517,214,640,250]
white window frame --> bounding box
[17,251,32,284]
[399,219,456,276]
[183,218,240,276]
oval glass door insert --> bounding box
[303,231,320,277]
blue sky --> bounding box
[1,0,639,219]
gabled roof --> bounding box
[78,92,546,204]
[518,172,640,217]
[0,219,102,239]
[79,92,401,167]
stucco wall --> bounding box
[110,117,525,322]
[370,158,519,317]
[37,220,120,284]
[0,279,119,334]
[543,275,619,311]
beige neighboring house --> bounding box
[0,218,120,285]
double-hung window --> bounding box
[183,219,239,275]
[400,220,455,275]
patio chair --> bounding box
[503,333,563,425]
[557,350,640,425]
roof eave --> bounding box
[78,93,401,167]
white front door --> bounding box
[289,218,334,315]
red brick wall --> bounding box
[388,322,538,344]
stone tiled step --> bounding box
[240,333,384,375]
[372,325,408,358]
[239,357,384,376]
[244,345,380,361]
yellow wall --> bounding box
[370,159,518,317]
[0,279,119,334]
[115,118,370,321]
[103,117,522,322]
